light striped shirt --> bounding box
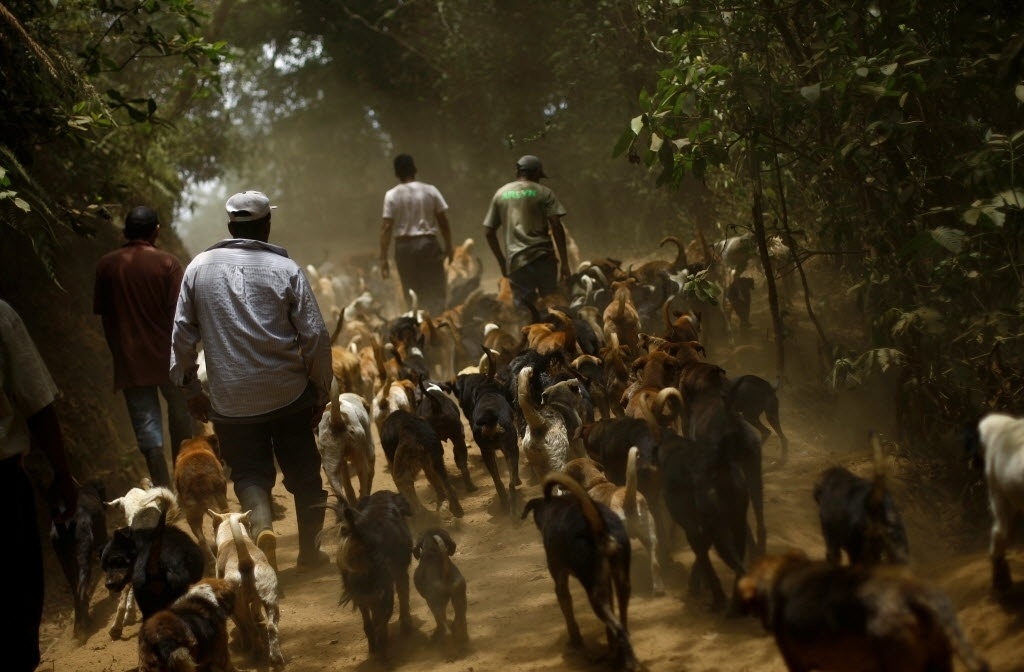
[170,239,332,418]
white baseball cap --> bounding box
[225,191,277,222]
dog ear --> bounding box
[521,498,543,521]
[439,530,456,555]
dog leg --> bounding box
[451,582,469,644]
[479,444,510,512]
[452,433,476,492]
[337,458,358,505]
[109,585,132,639]
[423,458,464,518]
[358,604,377,656]
[553,571,584,648]
[356,453,374,500]
[990,492,1014,593]
[395,564,414,634]
[585,580,638,672]
[764,402,789,464]
[265,603,284,668]
[427,598,450,641]
[637,509,666,596]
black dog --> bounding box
[725,374,789,464]
[455,358,520,516]
[814,442,909,566]
[50,479,108,640]
[380,409,465,518]
[327,491,414,661]
[418,379,475,492]
[522,473,638,671]
[100,510,204,623]
[658,431,750,609]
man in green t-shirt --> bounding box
[483,155,569,306]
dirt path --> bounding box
[37,390,1024,672]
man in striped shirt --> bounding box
[170,190,332,570]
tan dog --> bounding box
[137,577,235,672]
[210,510,284,668]
[737,550,989,672]
[603,278,641,351]
[563,447,664,595]
[174,435,228,573]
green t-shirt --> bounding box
[483,180,567,272]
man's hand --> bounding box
[187,393,211,423]
[380,260,390,279]
[48,472,78,523]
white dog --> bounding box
[971,412,1024,593]
[104,480,180,639]
[210,510,284,667]
[318,391,375,504]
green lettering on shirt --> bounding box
[501,189,538,200]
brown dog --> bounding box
[174,435,228,573]
[137,577,235,672]
[737,550,990,672]
[563,447,664,595]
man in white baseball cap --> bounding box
[171,189,332,572]
[225,190,277,222]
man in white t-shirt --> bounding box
[380,154,453,315]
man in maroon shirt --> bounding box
[94,206,191,487]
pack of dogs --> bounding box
[52,238,1017,672]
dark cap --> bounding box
[516,155,547,179]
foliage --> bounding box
[0,0,228,281]
[621,1,1024,447]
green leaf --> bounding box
[880,62,898,76]
[1016,84,1024,103]
[929,226,965,253]
[630,115,643,135]
[13,197,31,212]
[799,83,821,103]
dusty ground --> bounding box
[33,292,1024,672]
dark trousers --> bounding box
[123,383,193,462]
[394,235,446,315]
[509,252,559,307]
[212,401,326,515]
[2,456,43,672]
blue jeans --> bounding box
[122,384,192,461]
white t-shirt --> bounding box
[382,181,449,237]
[0,300,59,459]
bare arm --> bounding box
[485,226,507,277]
[549,217,570,280]
[437,210,453,261]
[380,218,394,279]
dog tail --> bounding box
[228,514,254,577]
[868,432,887,516]
[652,387,683,431]
[623,446,639,516]
[544,473,618,555]
[330,308,345,346]
[518,367,546,431]
[329,377,342,428]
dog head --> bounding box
[413,528,456,560]
[540,378,583,408]
[178,434,220,459]
[100,527,136,592]
[735,549,809,628]
[563,458,606,491]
